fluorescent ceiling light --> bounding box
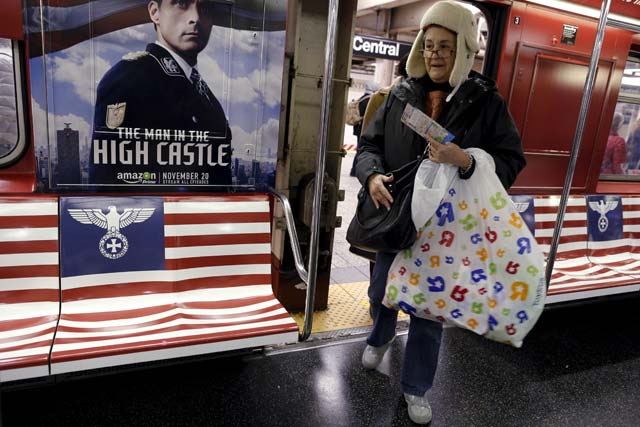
[527,0,598,18]
[622,76,640,86]
[527,0,640,30]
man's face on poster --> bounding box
[149,0,214,56]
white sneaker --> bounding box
[404,393,432,425]
[361,336,395,370]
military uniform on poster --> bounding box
[90,43,232,186]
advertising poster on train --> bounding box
[26,0,286,191]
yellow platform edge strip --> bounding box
[290,281,408,334]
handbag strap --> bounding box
[389,137,431,186]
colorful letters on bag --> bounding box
[383,150,546,348]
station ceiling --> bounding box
[356,0,640,39]
[356,0,439,42]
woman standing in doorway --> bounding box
[355,1,526,424]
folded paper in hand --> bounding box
[401,104,455,144]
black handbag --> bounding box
[346,150,426,253]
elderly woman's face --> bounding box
[423,26,456,84]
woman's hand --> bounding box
[367,173,394,210]
[427,136,471,169]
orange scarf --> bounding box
[426,90,447,121]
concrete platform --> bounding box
[332,151,371,285]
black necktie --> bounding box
[190,68,212,105]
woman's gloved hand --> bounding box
[367,173,394,210]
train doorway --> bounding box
[290,0,491,338]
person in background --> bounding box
[355,1,526,424]
[350,92,373,176]
[360,53,409,135]
[601,112,626,175]
[626,116,640,172]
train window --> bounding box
[599,57,640,180]
[0,38,26,167]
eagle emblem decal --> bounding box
[68,206,155,259]
[513,202,530,213]
[588,200,619,233]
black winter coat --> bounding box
[355,71,526,190]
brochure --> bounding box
[401,103,455,144]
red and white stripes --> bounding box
[0,198,60,382]
[50,196,298,374]
[343,144,357,153]
[534,196,640,303]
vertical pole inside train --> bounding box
[300,0,341,341]
[544,0,612,287]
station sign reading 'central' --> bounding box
[352,35,412,60]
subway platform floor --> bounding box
[331,152,371,285]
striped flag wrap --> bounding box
[535,196,640,303]
[0,198,60,382]
[51,195,298,374]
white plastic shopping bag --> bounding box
[411,160,457,228]
[384,148,546,348]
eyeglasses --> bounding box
[420,46,455,59]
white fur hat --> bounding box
[406,1,479,89]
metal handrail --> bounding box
[270,189,309,285]
[544,0,612,287]
[299,0,340,341]
[270,0,341,342]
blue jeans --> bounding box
[367,252,443,397]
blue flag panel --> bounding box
[511,195,535,236]
[586,195,623,242]
[60,197,165,278]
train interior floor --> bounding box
[2,295,640,427]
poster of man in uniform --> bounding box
[26,0,286,190]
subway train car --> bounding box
[1,0,640,424]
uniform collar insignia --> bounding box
[160,57,182,75]
[146,43,186,77]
